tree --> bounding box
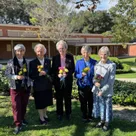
[108,0,136,44]
[0,0,31,24]
[69,10,114,33]
[28,0,75,41]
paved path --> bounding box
[116,78,136,83]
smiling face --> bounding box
[15,49,25,59]
[58,44,67,56]
[35,46,45,59]
[99,51,108,63]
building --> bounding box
[0,24,134,61]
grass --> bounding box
[119,58,136,68]
[116,72,136,78]
[0,96,136,136]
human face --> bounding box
[58,44,66,56]
[15,49,25,59]
[81,49,90,61]
[35,47,45,59]
[99,51,108,63]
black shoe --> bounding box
[57,115,63,121]
[13,126,22,135]
[39,119,48,125]
[102,125,109,131]
[96,121,104,128]
[44,117,50,122]
[22,119,28,126]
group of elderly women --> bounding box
[5,40,116,134]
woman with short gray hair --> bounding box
[75,45,97,122]
[92,46,116,131]
[5,44,31,134]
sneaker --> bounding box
[13,126,22,135]
[22,120,28,126]
[102,125,109,131]
[96,121,104,128]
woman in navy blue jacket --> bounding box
[75,45,96,122]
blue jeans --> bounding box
[99,96,112,123]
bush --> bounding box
[72,79,136,106]
[0,67,9,95]
[113,80,136,106]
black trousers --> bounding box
[78,86,93,118]
[56,86,72,116]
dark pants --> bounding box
[78,86,93,118]
[10,89,29,127]
[56,86,72,116]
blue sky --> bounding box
[96,0,118,10]
[73,0,118,11]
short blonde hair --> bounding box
[34,43,47,54]
[98,46,110,56]
[56,40,68,50]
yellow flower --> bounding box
[59,70,63,74]
[64,68,69,73]
[38,69,41,72]
[19,71,23,75]
[23,68,27,72]
[40,65,43,68]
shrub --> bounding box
[113,80,136,106]
[0,66,9,94]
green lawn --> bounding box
[116,72,136,78]
[0,96,136,136]
[119,58,136,68]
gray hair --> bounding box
[81,45,92,54]
[14,44,26,51]
[34,43,47,54]
[56,40,68,50]
[98,46,110,56]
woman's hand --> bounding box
[58,73,63,78]
[95,82,100,88]
[17,75,25,80]
[82,72,86,77]
[39,70,46,76]
[98,91,102,96]
[63,73,67,78]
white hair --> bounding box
[98,46,110,56]
[81,45,92,54]
[14,44,26,51]
[34,43,47,54]
[56,40,68,50]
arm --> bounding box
[68,55,75,76]
[5,60,18,80]
[100,63,116,95]
[29,61,39,80]
[74,61,82,79]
